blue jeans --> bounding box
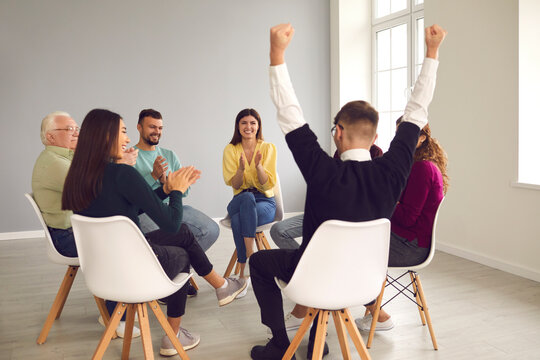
[138,205,219,252]
[227,191,276,263]
[270,214,303,250]
[48,227,78,257]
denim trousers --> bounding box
[269,214,304,250]
[138,205,219,252]
[48,227,78,257]
[226,191,276,263]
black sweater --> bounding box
[285,122,420,257]
[78,163,183,233]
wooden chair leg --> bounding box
[55,266,78,319]
[340,308,371,360]
[224,249,238,278]
[189,278,199,291]
[332,311,351,360]
[94,296,118,340]
[149,300,190,360]
[410,272,427,325]
[257,232,272,250]
[121,304,136,360]
[312,310,330,360]
[414,274,438,350]
[367,279,386,348]
[36,265,78,344]
[92,302,127,360]
[137,303,154,359]
[283,308,318,360]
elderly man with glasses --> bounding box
[31,111,141,338]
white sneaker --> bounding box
[235,277,250,299]
[267,312,306,334]
[355,314,395,331]
[98,315,141,338]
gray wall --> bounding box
[0,0,330,232]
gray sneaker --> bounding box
[159,327,200,356]
[216,277,248,306]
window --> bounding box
[372,0,424,151]
[518,0,540,187]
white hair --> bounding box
[40,111,71,145]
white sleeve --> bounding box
[269,63,307,134]
[401,58,439,129]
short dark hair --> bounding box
[62,109,122,211]
[334,101,378,138]
[229,108,263,145]
[138,109,162,125]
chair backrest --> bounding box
[71,215,190,303]
[24,193,79,266]
[282,218,390,310]
[220,173,284,227]
[402,197,445,271]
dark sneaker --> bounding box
[159,327,200,356]
[306,339,329,359]
[187,282,198,298]
[251,338,295,360]
[216,277,247,306]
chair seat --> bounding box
[219,217,276,233]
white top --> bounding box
[269,58,439,135]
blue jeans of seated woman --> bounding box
[227,191,276,263]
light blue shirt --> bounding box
[133,146,189,198]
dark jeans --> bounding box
[48,227,78,257]
[106,223,213,318]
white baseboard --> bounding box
[437,241,540,283]
[0,230,44,241]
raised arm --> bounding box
[401,24,447,130]
[269,23,307,134]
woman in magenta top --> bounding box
[358,118,449,331]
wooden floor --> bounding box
[1,226,540,360]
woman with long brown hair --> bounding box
[357,117,448,332]
[222,108,277,285]
[62,109,246,356]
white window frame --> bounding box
[372,0,424,151]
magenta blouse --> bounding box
[391,160,444,248]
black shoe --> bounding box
[187,282,198,298]
[251,338,295,360]
[306,339,329,359]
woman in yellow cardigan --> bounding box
[223,108,277,281]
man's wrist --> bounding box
[426,47,439,59]
[270,50,285,66]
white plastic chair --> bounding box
[221,174,284,277]
[366,197,445,350]
[276,219,391,360]
[24,193,110,344]
[71,215,192,360]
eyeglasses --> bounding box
[52,126,80,134]
[331,123,344,136]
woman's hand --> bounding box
[165,166,201,194]
[238,153,246,171]
[254,151,262,167]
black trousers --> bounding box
[107,223,213,318]
[250,249,300,330]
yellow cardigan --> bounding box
[223,140,277,198]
